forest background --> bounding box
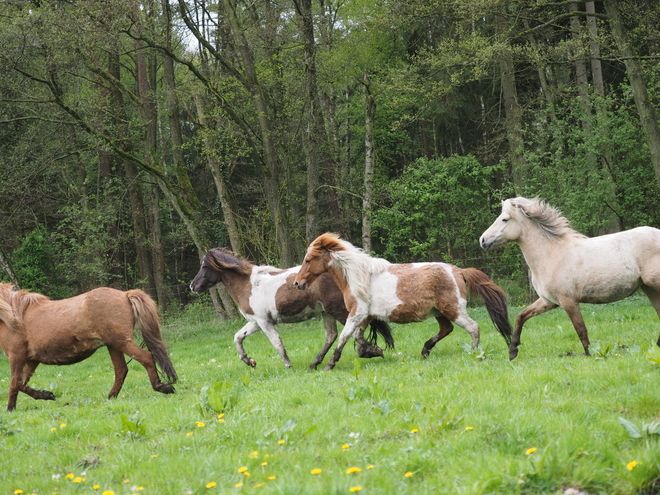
[1,0,660,317]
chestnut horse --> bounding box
[0,284,177,411]
[480,196,660,359]
[190,248,394,369]
[294,233,512,370]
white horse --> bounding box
[480,197,660,359]
[294,233,512,370]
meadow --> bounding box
[1,295,660,495]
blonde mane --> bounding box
[0,283,50,331]
[507,197,586,241]
[311,233,390,303]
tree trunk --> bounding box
[585,1,605,97]
[604,0,660,188]
[362,74,375,253]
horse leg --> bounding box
[234,321,261,368]
[510,298,558,360]
[115,341,175,394]
[258,320,293,368]
[641,285,660,346]
[309,313,338,370]
[324,316,363,370]
[107,346,129,398]
[559,298,591,356]
[422,315,454,358]
[7,357,54,411]
[353,321,384,358]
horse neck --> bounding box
[516,220,568,272]
[216,265,254,307]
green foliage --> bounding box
[200,381,240,414]
[373,155,499,262]
[119,413,147,439]
[619,417,660,439]
[645,345,660,365]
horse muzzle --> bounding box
[293,280,307,291]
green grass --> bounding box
[1,296,660,494]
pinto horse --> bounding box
[480,196,660,360]
[0,284,177,411]
[293,233,512,370]
[190,248,394,369]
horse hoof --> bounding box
[323,363,335,371]
[42,391,56,401]
[509,349,519,360]
[248,359,257,368]
[160,384,176,394]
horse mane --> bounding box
[508,197,586,241]
[311,233,390,303]
[0,283,49,331]
[205,248,254,275]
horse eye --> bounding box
[502,218,509,223]
[305,259,311,263]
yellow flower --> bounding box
[411,428,419,433]
[255,483,264,488]
[14,490,23,494]
[218,413,225,419]
[627,460,640,471]
[346,467,362,474]
[267,476,276,480]
[50,427,57,432]
[206,481,217,488]
[238,467,248,473]
[151,454,158,458]
[278,439,286,445]
[342,444,351,450]
[242,472,251,478]
[249,451,259,459]
[60,423,67,428]
[102,491,115,495]
[261,462,268,467]
[235,482,243,488]
[525,447,537,456]
[311,468,322,475]
[93,485,100,490]
[186,432,193,436]
[66,473,75,479]
[404,471,414,478]
[196,421,205,428]
[465,426,474,430]
[367,465,374,469]
[135,486,144,491]
[349,487,362,492]
[73,477,85,483]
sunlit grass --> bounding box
[1,295,659,494]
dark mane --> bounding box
[205,248,254,275]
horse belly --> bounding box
[27,335,104,365]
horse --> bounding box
[480,196,660,360]
[0,284,177,411]
[293,233,512,370]
[189,248,394,369]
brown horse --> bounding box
[190,248,394,369]
[294,233,512,370]
[0,284,177,411]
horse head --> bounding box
[294,233,343,291]
[479,198,527,250]
[190,248,249,293]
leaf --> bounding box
[302,425,318,437]
[352,358,362,378]
[643,419,660,436]
[618,417,642,439]
[645,345,660,365]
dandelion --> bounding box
[218,414,225,423]
[73,477,85,483]
[411,428,419,433]
[102,491,115,495]
[235,482,243,488]
[151,455,158,458]
[134,487,144,491]
[367,465,374,469]
[50,427,57,432]
[66,473,75,480]
[465,426,474,431]
[278,439,286,445]
[525,447,537,456]
[342,444,351,450]
[196,421,205,428]
[60,423,67,428]
[267,476,276,480]
[255,483,264,488]
[627,460,640,471]
[93,485,100,490]
[186,432,194,436]
[14,490,23,494]
[346,467,362,474]
[261,462,268,467]
[249,451,259,459]
[238,467,248,473]
[206,482,217,488]
[404,471,414,478]
[311,468,322,475]
[349,487,362,493]
[242,472,251,478]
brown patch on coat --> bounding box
[388,264,460,323]
[275,273,349,323]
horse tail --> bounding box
[0,295,18,332]
[366,319,395,350]
[461,268,512,346]
[125,290,178,385]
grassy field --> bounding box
[1,296,660,495]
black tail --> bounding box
[462,268,512,346]
[366,319,395,350]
